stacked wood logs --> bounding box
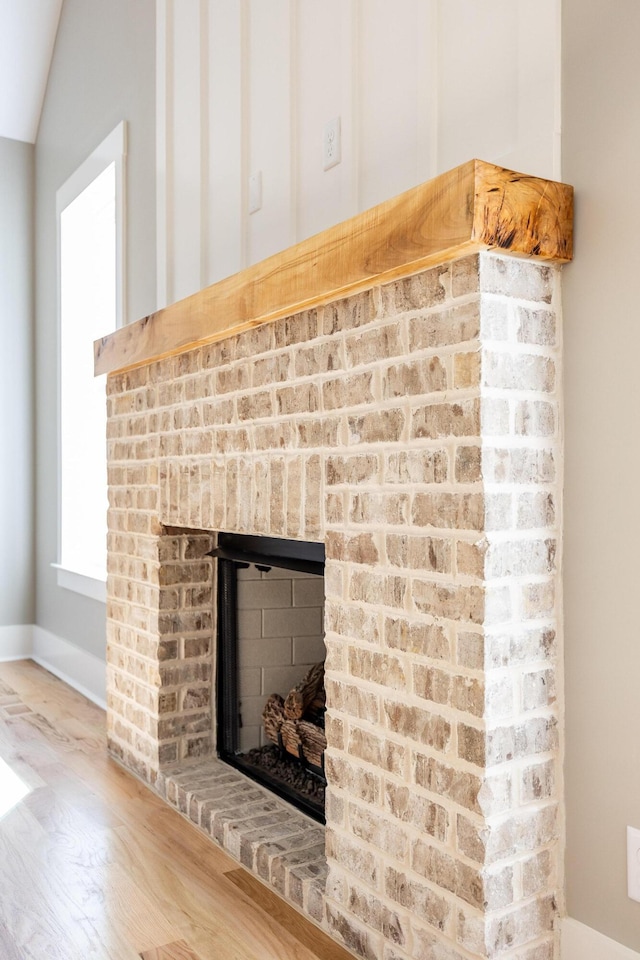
[262,662,327,770]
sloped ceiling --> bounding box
[0,0,63,144]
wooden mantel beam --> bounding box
[94,159,573,376]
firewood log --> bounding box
[297,719,327,768]
[283,661,325,720]
[263,663,327,770]
[310,690,326,712]
[278,717,327,769]
[280,718,300,756]
[262,693,285,743]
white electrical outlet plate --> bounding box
[323,117,341,171]
[627,826,640,902]
[249,171,262,214]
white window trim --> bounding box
[50,564,107,604]
[53,121,127,602]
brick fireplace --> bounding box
[99,161,572,960]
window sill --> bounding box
[51,564,107,603]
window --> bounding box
[53,123,126,602]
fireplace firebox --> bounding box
[210,532,326,822]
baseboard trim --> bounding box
[0,624,106,709]
[0,624,34,661]
[562,917,640,959]
[31,626,106,710]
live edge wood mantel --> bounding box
[94,158,573,377]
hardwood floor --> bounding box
[0,660,354,960]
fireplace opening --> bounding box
[210,532,326,823]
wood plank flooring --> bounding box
[0,660,354,960]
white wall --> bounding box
[157,0,560,308]
[563,0,640,952]
[0,137,34,628]
[34,0,156,659]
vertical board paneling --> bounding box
[437,0,557,180]
[437,0,519,172]
[419,1,439,182]
[508,0,558,179]
[158,1,560,311]
[357,0,436,211]
[341,0,358,219]
[207,0,244,283]
[171,0,203,303]
[199,0,210,287]
[295,0,352,241]
[247,0,293,265]
[288,0,298,247]
[156,0,173,309]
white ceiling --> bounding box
[0,0,63,144]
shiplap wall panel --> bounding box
[437,0,557,178]
[207,0,244,284]
[511,0,560,177]
[247,0,294,265]
[170,0,203,303]
[437,0,519,173]
[156,0,172,308]
[357,0,436,211]
[156,0,560,310]
[295,0,354,242]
